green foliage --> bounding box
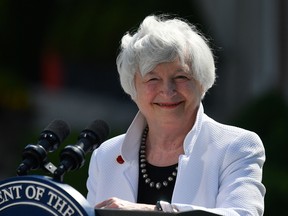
[42,0,204,59]
[0,70,30,110]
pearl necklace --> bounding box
[139,127,178,190]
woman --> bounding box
[86,14,265,215]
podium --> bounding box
[0,175,94,216]
[0,175,220,216]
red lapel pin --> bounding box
[116,155,125,164]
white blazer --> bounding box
[86,104,265,216]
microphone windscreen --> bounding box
[85,119,110,143]
[43,119,71,142]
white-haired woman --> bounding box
[86,14,265,216]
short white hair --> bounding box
[116,14,216,99]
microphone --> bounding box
[17,120,70,176]
[53,120,109,181]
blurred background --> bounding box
[0,0,287,214]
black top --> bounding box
[137,162,177,204]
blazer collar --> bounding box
[121,103,204,162]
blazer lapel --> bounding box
[122,160,139,202]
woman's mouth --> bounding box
[156,102,182,108]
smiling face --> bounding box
[134,58,203,129]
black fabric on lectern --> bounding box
[96,209,222,216]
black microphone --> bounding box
[53,120,109,181]
[17,120,70,176]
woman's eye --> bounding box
[175,75,189,80]
[147,77,158,82]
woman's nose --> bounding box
[161,80,176,97]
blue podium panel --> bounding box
[0,175,94,216]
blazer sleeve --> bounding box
[86,149,99,207]
[170,131,266,216]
